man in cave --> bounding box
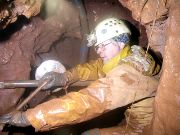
[0,17,161,134]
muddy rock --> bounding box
[0,0,81,115]
[120,0,169,24]
[151,1,180,135]
[0,0,41,29]
[145,19,167,56]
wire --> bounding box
[124,1,160,133]
[139,0,149,35]
[145,0,160,55]
[124,75,141,134]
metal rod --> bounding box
[16,81,48,111]
[15,79,92,111]
[0,80,39,89]
[0,80,93,89]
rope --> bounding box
[139,0,149,35]
[145,0,160,55]
[124,0,160,134]
[124,75,141,134]
[123,0,149,132]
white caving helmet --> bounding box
[35,60,66,80]
[87,18,131,47]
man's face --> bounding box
[95,40,121,64]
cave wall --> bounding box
[33,0,82,68]
[119,0,180,134]
[0,0,81,115]
[151,1,180,135]
[120,0,169,56]
[0,0,41,29]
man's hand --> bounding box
[0,111,30,127]
[40,72,69,89]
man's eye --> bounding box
[94,46,99,51]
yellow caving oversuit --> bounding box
[25,45,161,134]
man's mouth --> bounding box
[101,57,107,61]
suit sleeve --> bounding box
[25,64,158,131]
[66,58,105,83]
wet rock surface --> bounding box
[120,0,169,56]
[120,0,169,24]
[151,1,180,135]
[0,0,41,29]
[0,0,81,115]
[120,0,180,134]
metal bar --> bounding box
[0,80,93,89]
[0,80,39,89]
[16,80,48,111]
[15,80,92,111]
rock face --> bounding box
[120,0,169,24]
[151,1,180,135]
[120,0,170,55]
[0,0,81,115]
[0,0,41,29]
[119,0,180,134]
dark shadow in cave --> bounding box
[0,16,30,42]
[124,20,140,45]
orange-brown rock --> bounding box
[0,0,41,29]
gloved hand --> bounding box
[0,111,30,127]
[39,72,69,89]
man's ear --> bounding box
[118,42,125,50]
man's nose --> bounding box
[96,47,103,54]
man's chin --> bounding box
[102,59,109,64]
